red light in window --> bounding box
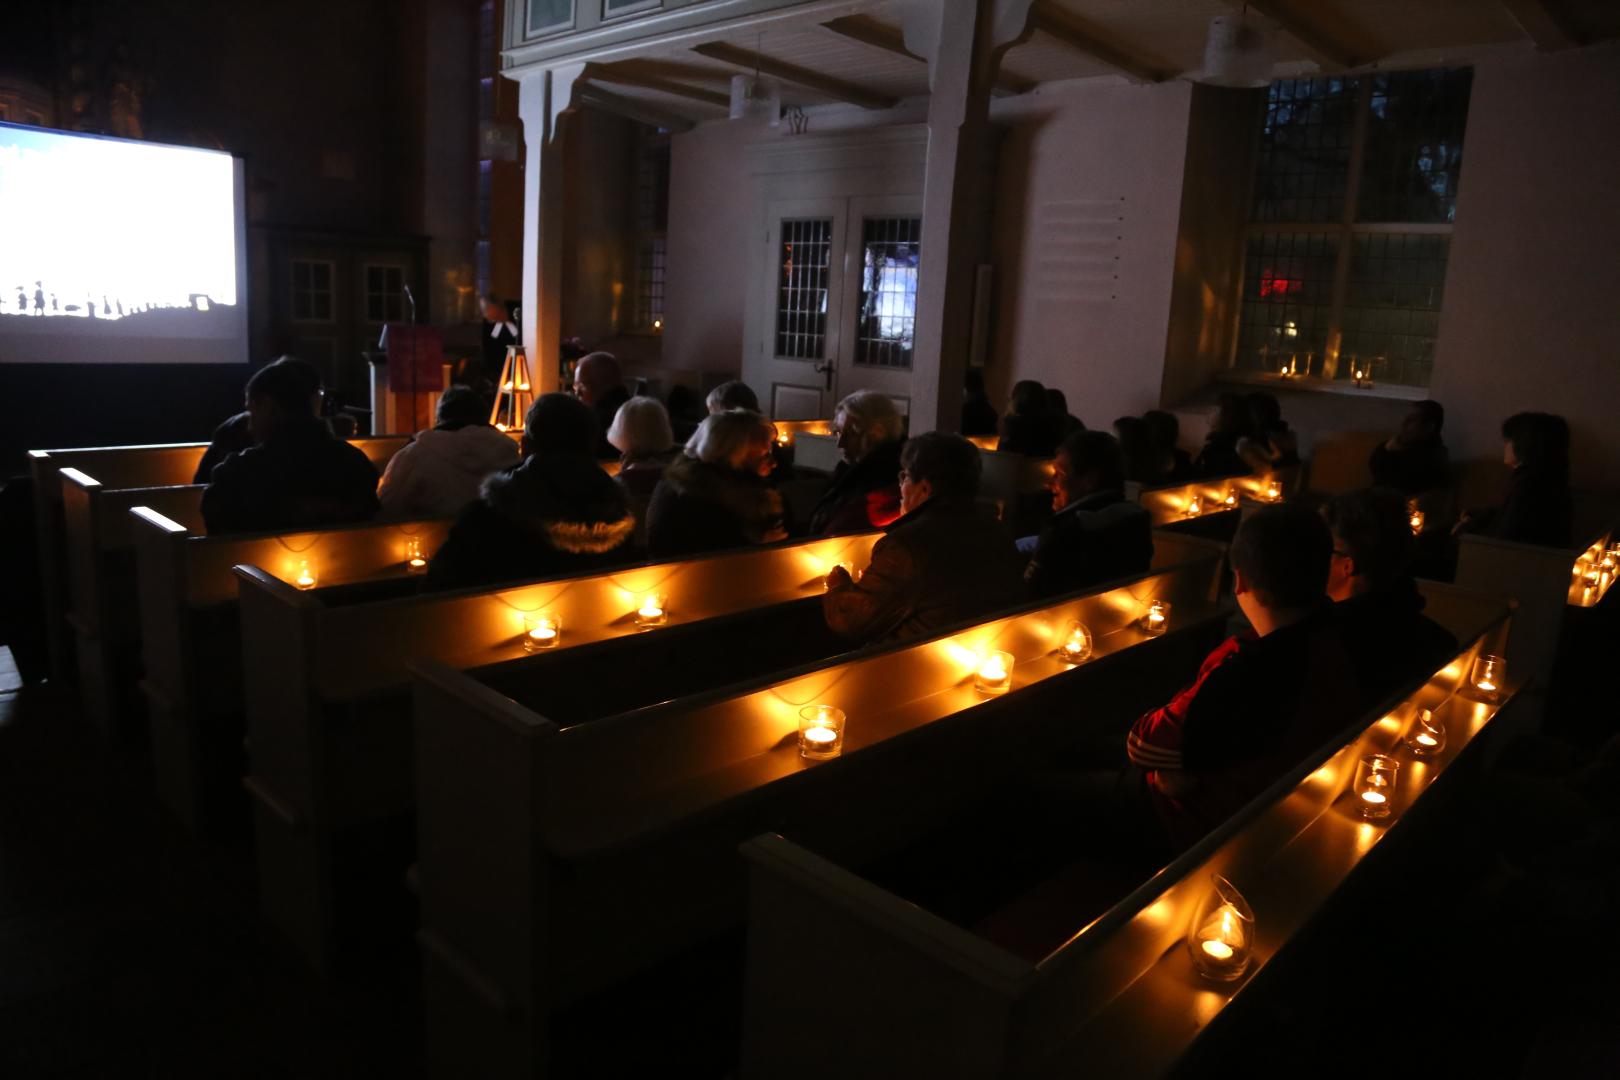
[1258,269,1304,298]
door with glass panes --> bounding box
[755,195,922,421]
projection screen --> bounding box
[0,122,248,364]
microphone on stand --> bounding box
[404,283,417,324]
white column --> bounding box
[517,64,582,394]
[903,0,1032,433]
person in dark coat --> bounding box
[1112,416,1160,486]
[960,368,999,438]
[607,395,678,550]
[1323,488,1459,706]
[200,361,378,534]
[805,389,906,536]
[1044,388,1085,446]
[480,294,519,380]
[1143,410,1195,485]
[192,355,323,483]
[705,380,760,414]
[997,380,1058,457]
[1455,412,1573,549]
[1023,430,1154,599]
[1195,392,1253,478]
[824,432,1024,645]
[572,351,633,460]
[1236,391,1300,473]
[1368,399,1450,497]
[425,393,637,591]
[645,410,786,558]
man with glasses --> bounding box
[805,390,906,535]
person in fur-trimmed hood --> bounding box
[646,410,787,558]
[425,393,636,591]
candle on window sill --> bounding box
[1142,600,1170,637]
[1057,620,1093,665]
[634,593,667,629]
[1354,754,1399,820]
[404,537,428,574]
[1404,707,1446,758]
[798,705,845,760]
[1186,875,1254,982]
[293,560,317,591]
[1470,654,1504,702]
[975,651,1013,695]
[523,612,561,652]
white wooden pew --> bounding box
[235,531,883,973]
[410,536,1228,1078]
[739,584,1514,1079]
[131,506,455,835]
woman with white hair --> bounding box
[645,410,786,558]
[607,396,677,548]
[805,389,906,535]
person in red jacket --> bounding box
[805,390,905,535]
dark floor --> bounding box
[0,649,422,1080]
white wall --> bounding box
[1429,42,1620,492]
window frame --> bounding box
[289,258,337,325]
[363,262,407,325]
[1229,72,1465,392]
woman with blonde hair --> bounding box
[607,396,677,548]
[645,410,786,557]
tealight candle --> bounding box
[1353,754,1399,820]
[293,560,317,591]
[523,612,560,652]
[634,593,667,629]
[1470,654,1504,702]
[1408,509,1425,535]
[1222,489,1238,509]
[1263,479,1283,502]
[1404,707,1446,758]
[975,651,1014,695]
[1142,600,1170,637]
[404,538,428,574]
[1184,496,1203,518]
[1057,620,1093,665]
[1186,875,1254,982]
[798,705,845,760]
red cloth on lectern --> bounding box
[383,324,445,394]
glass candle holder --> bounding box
[293,559,318,591]
[1142,600,1170,637]
[1057,620,1093,665]
[1404,708,1446,758]
[798,705,845,760]
[975,651,1014,695]
[1222,489,1239,509]
[1354,754,1399,820]
[1186,874,1255,982]
[1263,479,1283,502]
[523,612,561,652]
[1408,509,1425,535]
[1184,495,1203,518]
[1470,654,1504,702]
[634,593,667,629]
[404,538,428,574]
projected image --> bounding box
[0,122,247,363]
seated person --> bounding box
[997,380,1058,457]
[1194,392,1253,478]
[1126,505,1356,852]
[646,410,786,558]
[706,380,760,414]
[960,368,999,438]
[805,389,906,536]
[607,396,678,548]
[376,386,520,519]
[1236,391,1300,473]
[572,351,633,460]
[1112,416,1159,486]
[193,355,322,483]
[824,432,1023,644]
[1023,430,1153,598]
[426,394,636,590]
[1455,412,1573,549]
[1368,399,1450,497]
[1143,409,1195,485]
[200,361,379,535]
[1323,488,1459,704]
[1044,388,1085,445]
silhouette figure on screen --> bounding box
[102,294,110,314]
[34,284,44,315]
[50,294,58,313]
[86,299,96,318]
[14,288,24,313]
[115,300,124,317]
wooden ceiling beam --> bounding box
[691,41,899,110]
[819,14,1035,96]
[1500,0,1586,50]
[581,62,730,109]
[1241,1,1364,69]
[1028,2,1169,83]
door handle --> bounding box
[813,361,833,390]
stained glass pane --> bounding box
[854,217,920,370]
[1233,232,1339,376]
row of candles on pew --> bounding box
[797,603,1171,759]
[1574,541,1620,606]
[1181,480,1283,519]
[1187,651,1506,982]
